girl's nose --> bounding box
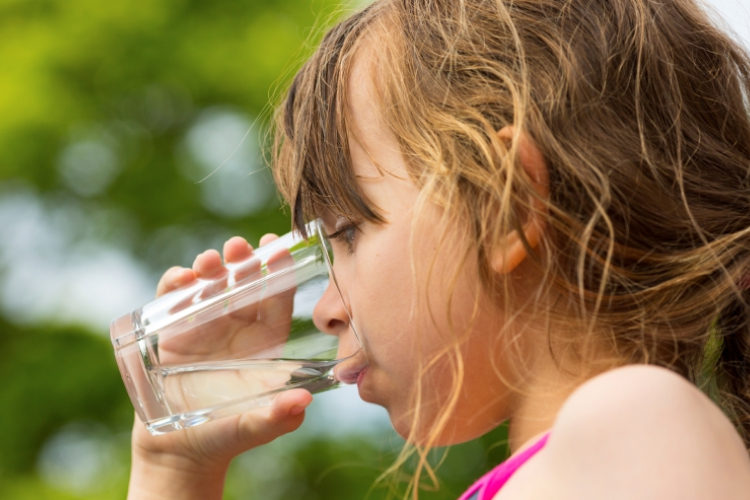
[312,280,350,337]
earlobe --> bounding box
[491,215,544,274]
[490,126,550,275]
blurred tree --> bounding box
[0,0,345,258]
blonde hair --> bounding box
[273,0,750,496]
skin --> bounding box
[497,366,750,499]
[127,40,750,500]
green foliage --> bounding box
[0,318,129,474]
[0,320,133,499]
[0,0,347,263]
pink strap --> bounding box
[457,432,550,500]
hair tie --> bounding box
[740,272,750,291]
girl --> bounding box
[127,0,750,498]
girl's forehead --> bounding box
[346,55,406,183]
[347,57,384,148]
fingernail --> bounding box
[289,405,306,416]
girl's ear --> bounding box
[491,126,550,274]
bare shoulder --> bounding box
[539,365,750,500]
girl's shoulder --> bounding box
[537,365,750,499]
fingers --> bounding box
[156,267,197,298]
[270,388,313,420]
[193,249,224,278]
[223,236,253,264]
[222,236,261,322]
[225,236,261,285]
[155,235,279,300]
[157,247,227,302]
[267,248,294,273]
[258,248,296,324]
[158,247,228,303]
[236,389,313,448]
[194,249,229,300]
[259,233,279,247]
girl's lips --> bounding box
[356,366,368,390]
[335,366,367,385]
[333,349,369,385]
[334,362,369,384]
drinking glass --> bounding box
[110,220,360,435]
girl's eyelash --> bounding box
[328,223,358,254]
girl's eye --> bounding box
[329,223,358,255]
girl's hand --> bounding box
[127,234,313,500]
[157,235,297,365]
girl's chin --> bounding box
[355,372,378,404]
[389,418,460,446]
[356,374,487,446]
[386,406,442,444]
[387,405,494,446]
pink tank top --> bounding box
[457,432,550,500]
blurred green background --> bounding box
[0,0,511,498]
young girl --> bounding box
[127,0,750,498]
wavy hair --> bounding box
[273,0,750,496]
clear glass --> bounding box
[110,220,360,435]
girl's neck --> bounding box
[506,357,588,454]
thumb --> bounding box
[236,389,313,448]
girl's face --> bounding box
[314,54,517,445]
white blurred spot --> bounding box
[0,184,155,332]
[37,422,123,495]
[58,140,120,197]
[181,108,274,217]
